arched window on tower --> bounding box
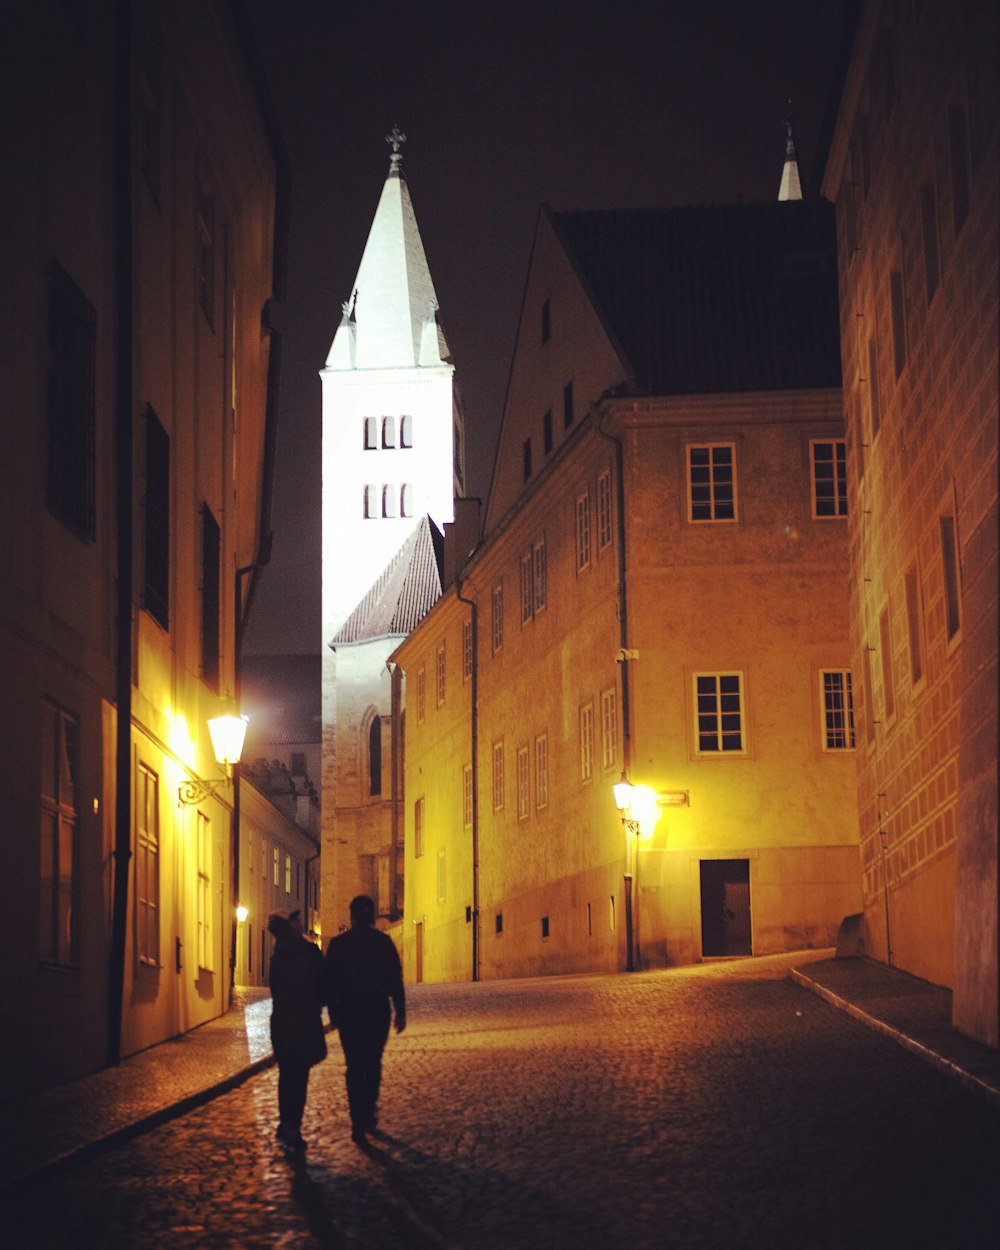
[363,417,378,449]
[363,484,378,519]
[382,485,396,518]
[382,417,396,448]
[368,716,382,796]
[400,483,413,517]
[400,415,413,448]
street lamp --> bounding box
[178,713,248,805]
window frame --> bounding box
[576,491,592,571]
[597,470,613,550]
[579,701,595,783]
[820,670,857,751]
[693,672,747,755]
[687,442,738,523]
[810,440,848,520]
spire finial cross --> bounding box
[386,125,407,173]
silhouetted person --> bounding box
[325,894,406,1143]
[268,910,326,1154]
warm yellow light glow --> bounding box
[613,775,635,813]
[169,711,198,768]
[630,785,659,837]
[208,714,249,768]
[236,904,249,924]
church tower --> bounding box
[320,129,463,940]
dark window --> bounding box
[200,504,220,690]
[543,409,553,454]
[143,407,170,629]
[523,438,532,482]
[541,299,550,344]
[541,915,550,939]
[369,717,382,796]
[47,261,96,540]
[563,381,574,428]
[940,515,961,639]
[291,752,306,776]
[495,913,503,936]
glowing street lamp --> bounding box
[178,713,248,805]
[235,904,249,924]
[614,773,640,972]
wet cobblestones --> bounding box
[8,958,1000,1249]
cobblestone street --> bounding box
[9,956,1000,1249]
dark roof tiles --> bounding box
[552,199,841,396]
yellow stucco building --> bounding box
[396,200,863,983]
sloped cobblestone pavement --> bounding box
[4,952,1000,1248]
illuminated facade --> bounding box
[320,136,464,940]
[823,0,999,1043]
[396,201,863,983]
[0,1,283,1093]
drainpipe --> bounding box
[387,660,403,921]
[107,0,135,1068]
[456,581,480,981]
[598,409,635,971]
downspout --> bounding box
[456,581,480,981]
[598,409,634,971]
[107,0,135,1068]
[387,660,403,921]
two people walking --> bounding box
[267,896,406,1154]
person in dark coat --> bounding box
[325,894,406,1144]
[268,910,326,1153]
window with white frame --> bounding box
[535,734,549,810]
[576,492,591,571]
[517,746,530,820]
[400,414,413,447]
[579,701,595,782]
[520,553,533,623]
[492,582,504,654]
[40,701,80,967]
[400,483,413,517]
[414,797,424,858]
[600,688,617,771]
[196,812,212,970]
[532,539,547,613]
[436,643,446,705]
[382,416,396,448]
[136,762,161,965]
[597,470,613,550]
[811,440,848,518]
[417,667,426,723]
[821,670,856,750]
[492,740,505,810]
[364,484,378,519]
[462,619,473,680]
[688,444,736,522]
[382,485,396,518]
[463,764,473,828]
[364,417,378,449]
[694,673,745,753]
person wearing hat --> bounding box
[267,910,326,1154]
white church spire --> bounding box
[778,100,803,202]
[326,126,450,371]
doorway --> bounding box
[700,859,752,957]
[414,920,424,984]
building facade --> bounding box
[822,0,998,1043]
[0,0,283,1093]
[396,201,863,984]
[320,136,464,941]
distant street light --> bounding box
[613,773,641,972]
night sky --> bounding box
[242,0,851,655]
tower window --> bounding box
[382,485,396,518]
[563,381,574,428]
[523,438,532,482]
[400,483,413,517]
[369,717,382,795]
[364,484,378,519]
[382,417,396,448]
[364,417,378,449]
[400,414,413,447]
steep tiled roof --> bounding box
[552,199,841,395]
[332,516,443,646]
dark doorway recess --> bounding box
[700,859,752,957]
